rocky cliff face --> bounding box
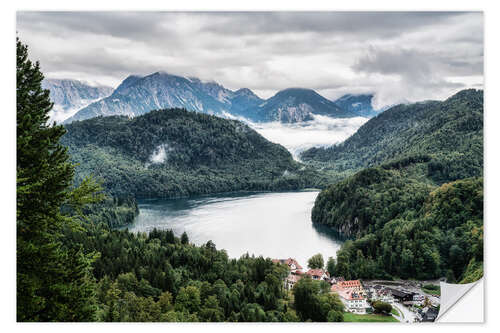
[64,72,366,124]
[253,88,358,123]
[42,79,113,123]
[65,72,266,123]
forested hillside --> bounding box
[17,38,345,322]
[62,108,320,198]
[301,89,483,184]
[62,222,344,322]
[316,173,483,283]
[309,89,483,283]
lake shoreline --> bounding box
[125,191,344,266]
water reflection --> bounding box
[126,191,344,267]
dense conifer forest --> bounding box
[61,109,323,199]
[313,167,483,283]
[16,38,344,322]
[16,35,483,322]
[61,222,344,322]
[301,89,483,185]
[308,90,484,283]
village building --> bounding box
[368,287,394,304]
[388,288,415,303]
[305,268,330,281]
[335,279,366,298]
[273,258,305,290]
[285,272,302,290]
[331,283,369,314]
[420,307,439,322]
[272,258,303,273]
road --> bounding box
[392,302,418,323]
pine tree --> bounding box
[17,38,102,321]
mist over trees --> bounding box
[16,34,483,322]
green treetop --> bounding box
[17,38,102,321]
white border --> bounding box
[2,1,499,332]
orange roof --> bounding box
[331,285,365,301]
[272,258,303,270]
[338,280,362,288]
[285,258,303,270]
[305,269,328,277]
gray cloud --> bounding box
[16,11,483,105]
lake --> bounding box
[125,191,344,268]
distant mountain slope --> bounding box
[226,88,265,119]
[65,72,265,123]
[332,93,379,117]
[42,79,113,123]
[301,89,483,184]
[64,71,369,124]
[61,108,319,198]
[253,88,357,123]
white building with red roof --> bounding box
[285,273,302,290]
[305,268,330,281]
[273,258,305,290]
[272,258,303,273]
[331,280,369,314]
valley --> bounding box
[59,86,484,285]
[16,11,485,323]
[38,70,485,322]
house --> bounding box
[337,280,365,296]
[272,258,305,290]
[285,273,302,290]
[272,258,303,273]
[369,288,394,304]
[388,288,415,302]
[305,268,330,281]
[421,307,439,322]
[338,280,363,289]
[331,284,369,314]
[410,293,426,306]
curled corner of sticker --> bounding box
[436,278,484,323]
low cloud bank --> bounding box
[248,115,368,159]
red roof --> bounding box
[305,269,327,277]
[285,258,303,270]
[338,280,362,288]
[272,258,303,270]
[331,284,364,301]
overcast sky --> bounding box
[16,11,483,107]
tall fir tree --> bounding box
[17,38,102,321]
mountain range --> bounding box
[41,79,113,123]
[46,72,380,124]
[332,93,378,118]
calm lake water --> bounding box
[126,191,344,267]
